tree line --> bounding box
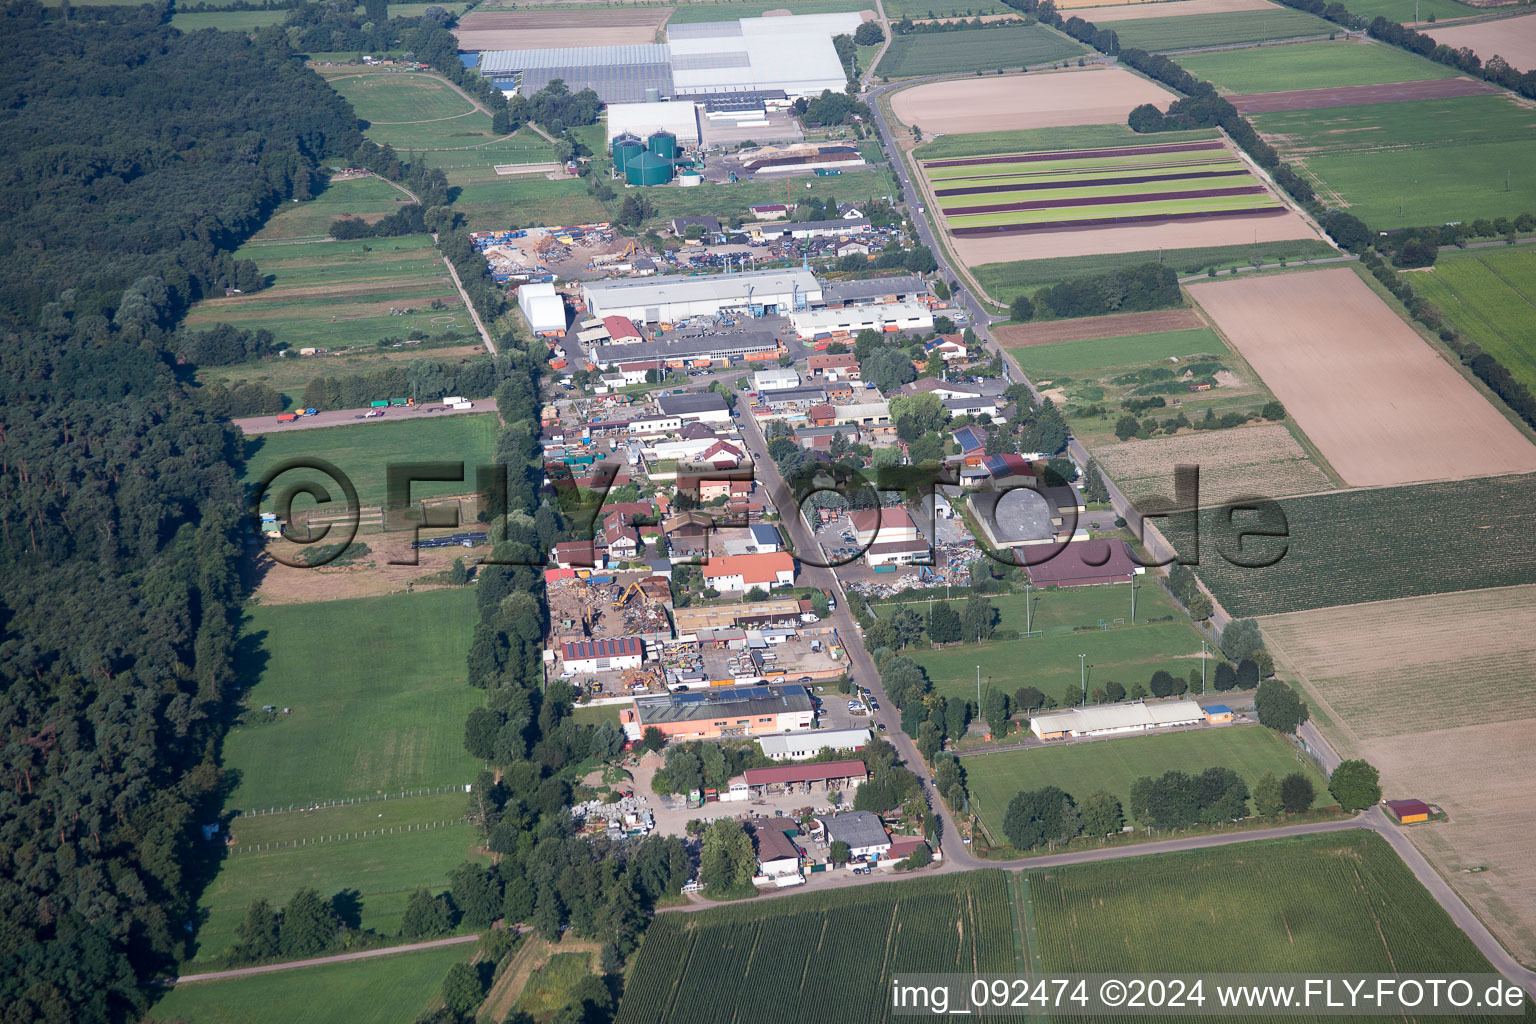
[1009,263,1182,322]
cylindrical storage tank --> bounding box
[677,173,703,187]
[611,133,644,175]
[647,130,678,162]
[644,87,661,103]
[625,151,673,187]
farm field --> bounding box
[1187,268,1536,486]
[913,123,1219,161]
[973,237,1337,300]
[1174,473,1536,615]
[996,309,1206,349]
[921,139,1283,235]
[1254,93,1536,226]
[613,872,1021,1024]
[452,8,668,49]
[1068,0,1280,21]
[1102,7,1335,50]
[1413,246,1536,392]
[951,209,1320,265]
[1094,422,1333,506]
[1427,10,1536,69]
[1256,585,1536,963]
[874,23,1086,78]
[197,341,485,412]
[1032,832,1503,984]
[223,590,483,810]
[1344,0,1477,20]
[171,9,288,30]
[241,411,499,510]
[250,175,416,242]
[883,0,1012,15]
[150,943,471,1024]
[878,581,1210,705]
[665,0,871,22]
[891,67,1175,135]
[181,235,466,352]
[1006,322,1225,371]
[966,725,1328,838]
[1177,39,1457,94]
[432,131,559,185]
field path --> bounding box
[435,232,499,355]
[232,399,498,434]
[169,934,479,984]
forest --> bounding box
[0,5,360,1021]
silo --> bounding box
[625,151,673,187]
[644,87,661,103]
[647,130,678,162]
[611,133,644,176]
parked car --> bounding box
[681,880,703,894]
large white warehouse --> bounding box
[581,267,822,323]
[667,13,867,98]
[1030,700,1206,740]
[787,301,934,340]
[517,282,567,334]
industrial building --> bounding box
[605,99,702,148]
[787,301,934,341]
[632,683,815,740]
[743,760,867,795]
[820,275,929,306]
[582,267,822,322]
[517,282,567,335]
[480,44,673,104]
[750,821,803,878]
[1385,799,1433,824]
[593,331,781,370]
[753,367,800,391]
[758,727,871,761]
[751,217,871,241]
[1030,700,1206,740]
[816,811,890,859]
[561,636,645,674]
[654,391,732,424]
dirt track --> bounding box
[891,68,1177,135]
[1229,76,1496,114]
[996,308,1204,346]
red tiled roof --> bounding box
[1385,799,1432,818]
[743,760,868,786]
[701,551,795,585]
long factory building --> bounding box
[582,267,823,323]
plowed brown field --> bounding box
[891,68,1176,134]
[950,208,1320,263]
[1427,12,1536,70]
[1187,268,1536,486]
[997,308,1204,345]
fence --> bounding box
[229,817,469,855]
[238,785,470,817]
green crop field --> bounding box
[874,582,1209,705]
[914,124,1219,160]
[151,942,471,1023]
[973,238,1338,301]
[1177,39,1456,94]
[171,9,289,30]
[1177,473,1536,616]
[250,175,417,242]
[876,23,1086,77]
[664,0,869,22]
[882,0,1014,16]
[949,192,1280,230]
[182,234,467,351]
[1106,8,1335,52]
[1333,0,1477,21]
[453,177,609,231]
[614,872,1022,1024]
[1033,832,1502,984]
[224,590,484,810]
[1255,93,1536,227]
[1408,247,1536,391]
[243,412,498,509]
[514,952,596,1021]
[1008,327,1227,374]
[965,725,1327,837]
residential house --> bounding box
[701,551,796,592]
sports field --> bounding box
[1104,7,1334,51]
[614,872,1020,1024]
[1177,39,1455,94]
[1188,268,1536,486]
[181,235,467,351]
[1413,246,1536,392]
[152,942,471,1024]
[1174,473,1536,616]
[1033,833,1501,979]
[224,590,483,811]
[890,67,1175,135]
[1254,93,1536,226]
[966,724,1327,836]
[251,175,417,242]
[973,237,1337,300]
[875,582,1209,704]
[876,23,1086,77]
[242,412,498,510]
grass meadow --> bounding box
[513,952,597,1021]
[453,178,609,231]
[1255,93,1536,227]
[1178,39,1457,95]
[182,235,466,351]
[882,0,1014,15]
[251,175,417,242]
[171,9,288,30]
[1412,246,1536,391]
[1105,8,1335,52]
[151,942,471,1023]
[1032,833,1502,979]
[664,0,868,22]
[873,581,1209,705]
[225,589,483,810]
[1008,327,1227,374]
[1331,0,1477,21]
[875,23,1086,77]
[973,238,1338,300]
[965,724,1326,837]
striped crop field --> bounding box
[920,140,1282,235]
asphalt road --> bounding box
[232,398,498,435]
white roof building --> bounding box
[759,728,872,761]
[668,13,867,98]
[753,367,801,391]
[605,100,702,148]
[582,267,821,323]
[1030,700,1206,740]
[787,301,933,341]
[518,282,566,334]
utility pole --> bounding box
[1201,640,1208,695]
[1129,573,1135,623]
[1079,654,1086,705]
[977,665,982,712]
[1025,580,1032,633]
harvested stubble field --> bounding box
[453,8,667,49]
[1103,7,1335,50]
[1177,38,1456,93]
[614,872,1022,1024]
[1260,584,1536,962]
[1032,833,1503,984]
[1230,76,1495,114]
[1172,473,1536,616]
[1427,9,1536,69]
[997,308,1204,346]
[1068,0,1278,21]
[1412,246,1536,392]
[1188,268,1536,486]
[890,67,1175,134]
[1094,422,1333,506]
[876,22,1086,77]
[1253,93,1536,226]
